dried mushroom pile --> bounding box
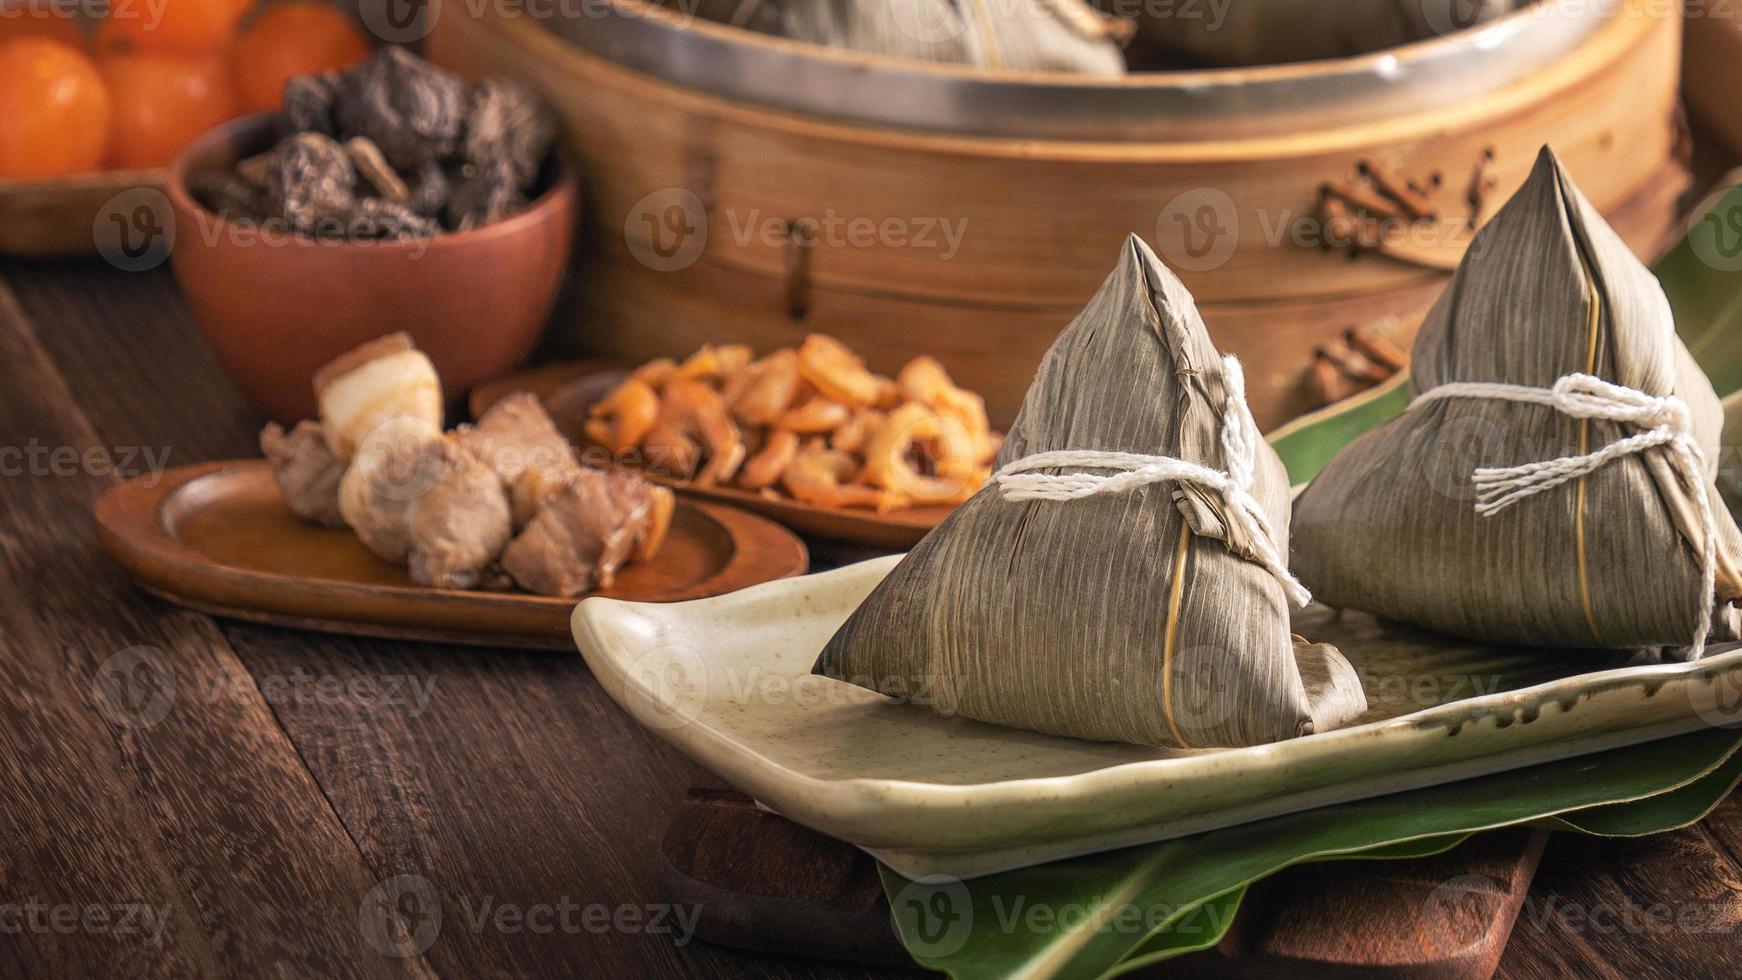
[261,333,673,597]
[192,47,555,238]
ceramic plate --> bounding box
[96,461,808,649]
[573,556,1742,879]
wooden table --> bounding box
[3,258,1740,979]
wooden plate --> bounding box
[471,361,958,550]
[0,168,165,257]
[94,461,808,650]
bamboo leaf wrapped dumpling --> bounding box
[812,235,1365,747]
[1292,147,1742,656]
[701,0,1129,76]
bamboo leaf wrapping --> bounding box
[1292,147,1742,651]
[813,236,1364,747]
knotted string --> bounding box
[992,355,1311,607]
[1413,373,1717,657]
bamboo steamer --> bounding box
[428,1,1686,429]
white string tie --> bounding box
[1413,373,1716,656]
[992,355,1311,607]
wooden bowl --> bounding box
[429,1,1684,430]
[166,113,577,424]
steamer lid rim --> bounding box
[538,0,1613,143]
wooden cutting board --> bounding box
[657,788,1548,977]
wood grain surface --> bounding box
[656,789,1550,978]
[0,168,164,257]
[2,255,1739,979]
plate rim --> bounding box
[95,460,809,647]
[573,556,1742,858]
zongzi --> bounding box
[1292,146,1742,657]
[812,235,1365,748]
[698,0,1129,76]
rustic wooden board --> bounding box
[93,460,808,650]
[0,271,427,978]
[657,788,1549,978]
[3,259,886,979]
[6,252,1742,977]
[0,168,163,257]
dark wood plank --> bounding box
[1495,801,1742,980]
[11,255,1741,979]
[5,259,898,977]
[1,260,262,463]
[0,270,429,979]
[1184,829,1545,979]
[657,789,910,966]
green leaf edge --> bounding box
[881,729,1742,980]
[1105,834,1476,975]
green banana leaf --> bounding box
[1660,177,1742,397]
[1105,887,1245,971]
[1268,372,1411,485]
[1549,731,1742,837]
[883,727,1742,980]
[1108,833,1475,972]
[880,178,1742,979]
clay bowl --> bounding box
[167,113,576,423]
